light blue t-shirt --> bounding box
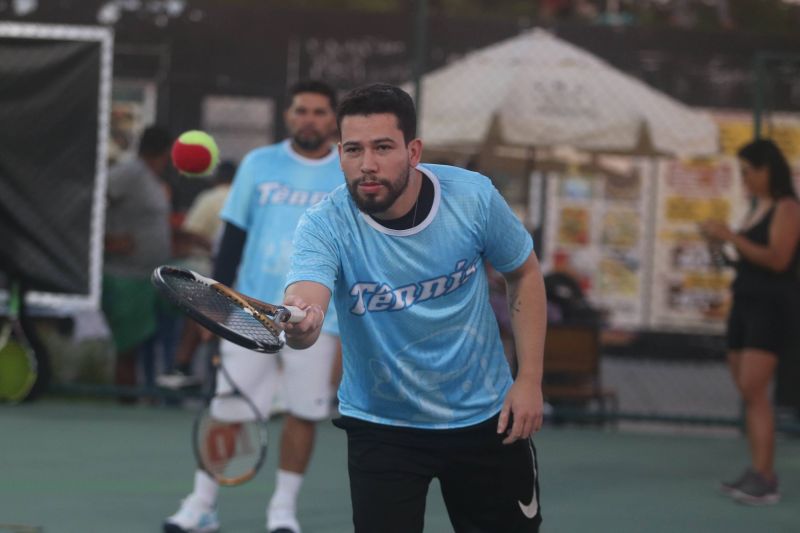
[220,139,343,336]
[286,164,534,428]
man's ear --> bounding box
[408,138,423,167]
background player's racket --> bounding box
[151,265,305,353]
[0,280,37,403]
[194,345,267,486]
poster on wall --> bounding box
[203,96,275,163]
[542,157,652,328]
[649,157,747,332]
[713,109,800,192]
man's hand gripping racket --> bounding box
[151,265,306,353]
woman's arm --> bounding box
[702,198,800,272]
[733,199,800,271]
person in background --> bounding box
[701,138,800,505]
[102,125,174,397]
[544,249,602,327]
[164,81,343,533]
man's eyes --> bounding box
[294,108,330,116]
[343,145,392,154]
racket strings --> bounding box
[169,275,283,346]
[196,409,265,483]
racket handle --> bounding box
[283,305,306,323]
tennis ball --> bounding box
[171,130,220,177]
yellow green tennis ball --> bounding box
[171,130,220,177]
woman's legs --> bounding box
[731,349,778,479]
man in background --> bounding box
[164,81,343,533]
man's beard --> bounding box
[347,165,411,214]
[292,130,327,152]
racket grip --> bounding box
[284,306,306,323]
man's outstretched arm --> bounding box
[282,280,331,349]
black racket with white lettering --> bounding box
[151,265,305,353]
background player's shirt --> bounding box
[221,139,343,335]
[105,157,171,278]
[286,164,534,429]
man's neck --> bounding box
[372,168,423,220]
[368,172,434,231]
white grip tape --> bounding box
[285,305,306,323]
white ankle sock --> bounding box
[191,469,219,508]
[267,469,304,531]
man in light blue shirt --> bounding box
[164,81,343,533]
[284,84,546,532]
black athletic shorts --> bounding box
[333,414,542,533]
[727,293,799,357]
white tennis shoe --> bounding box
[163,496,220,533]
[267,503,301,533]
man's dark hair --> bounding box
[738,138,797,199]
[137,125,173,157]
[337,84,417,144]
[288,80,337,111]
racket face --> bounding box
[0,283,36,403]
[193,394,268,486]
[152,266,284,353]
[0,339,36,402]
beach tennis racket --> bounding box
[194,348,267,486]
[151,265,305,353]
[0,280,37,403]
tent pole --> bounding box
[412,0,428,121]
[524,147,545,256]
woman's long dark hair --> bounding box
[737,139,798,200]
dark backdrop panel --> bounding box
[0,38,100,294]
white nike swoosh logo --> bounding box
[518,439,538,518]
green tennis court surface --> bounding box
[2,402,798,532]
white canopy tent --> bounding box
[409,30,726,332]
[414,28,718,157]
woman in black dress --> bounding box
[701,139,800,505]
